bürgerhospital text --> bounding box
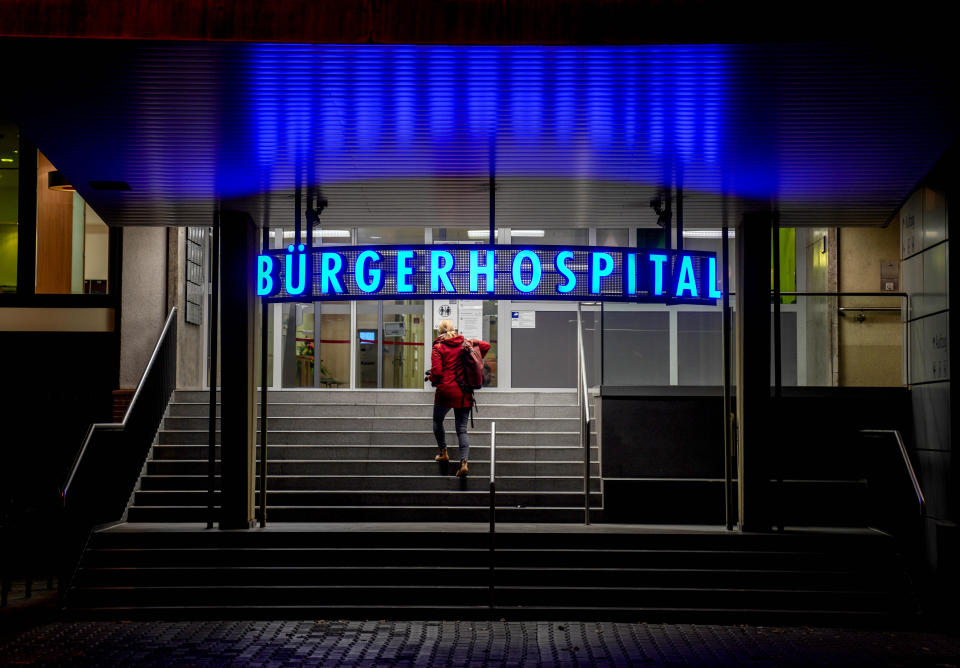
[256,245,722,304]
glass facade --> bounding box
[197,220,899,391]
[0,121,17,292]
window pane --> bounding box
[511,310,598,388]
[83,203,109,293]
[35,152,110,294]
[357,227,423,244]
[0,121,17,292]
[512,228,587,245]
[603,309,670,385]
[596,228,628,246]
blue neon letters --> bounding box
[590,252,614,294]
[512,250,542,293]
[355,250,382,293]
[255,244,720,304]
[674,255,698,298]
[707,257,723,299]
[396,250,415,293]
[555,251,576,293]
[285,244,307,295]
[430,250,455,293]
[257,255,274,296]
[469,250,495,293]
[648,253,668,296]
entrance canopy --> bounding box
[2,39,956,229]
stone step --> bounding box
[168,403,580,419]
[66,583,892,612]
[157,430,587,446]
[124,506,601,523]
[146,460,601,477]
[163,416,579,432]
[150,444,599,462]
[173,390,581,406]
[72,566,888,590]
[132,490,604,508]
[139,474,602,492]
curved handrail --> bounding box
[61,307,178,506]
[861,428,926,515]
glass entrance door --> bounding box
[356,299,426,388]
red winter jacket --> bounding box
[430,334,491,408]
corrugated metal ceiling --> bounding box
[1,39,955,228]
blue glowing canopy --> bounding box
[2,40,955,229]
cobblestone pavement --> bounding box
[2,620,960,666]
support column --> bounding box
[735,210,772,531]
[219,210,259,530]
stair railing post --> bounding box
[577,303,591,526]
[489,420,496,612]
[259,223,269,528]
[722,211,733,531]
[207,204,220,529]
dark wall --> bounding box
[0,331,119,508]
[599,386,912,525]
[0,1,934,44]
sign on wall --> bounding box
[184,227,206,325]
[255,244,721,305]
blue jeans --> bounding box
[433,405,470,462]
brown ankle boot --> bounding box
[456,459,469,477]
[435,448,449,462]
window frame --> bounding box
[0,134,122,308]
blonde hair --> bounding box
[437,319,458,339]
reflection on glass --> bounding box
[512,228,588,246]
[356,301,378,387]
[0,122,16,292]
[596,228,628,247]
[382,300,424,388]
[358,227,425,245]
[282,302,351,387]
[34,152,111,294]
[433,228,488,243]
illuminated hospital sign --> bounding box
[256,245,722,304]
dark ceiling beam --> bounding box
[0,0,940,45]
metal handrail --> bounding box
[861,429,926,515]
[838,306,902,312]
[62,307,178,505]
[489,420,496,609]
[576,304,591,525]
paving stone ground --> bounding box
[2,620,960,666]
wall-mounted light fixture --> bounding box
[47,170,75,191]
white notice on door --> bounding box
[511,310,535,328]
[433,300,458,326]
[458,301,483,340]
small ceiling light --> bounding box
[512,230,545,238]
[47,171,75,191]
[1,158,13,163]
[683,229,735,239]
[282,229,350,239]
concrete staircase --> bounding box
[128,390,600,523]
[67,524,919,624]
